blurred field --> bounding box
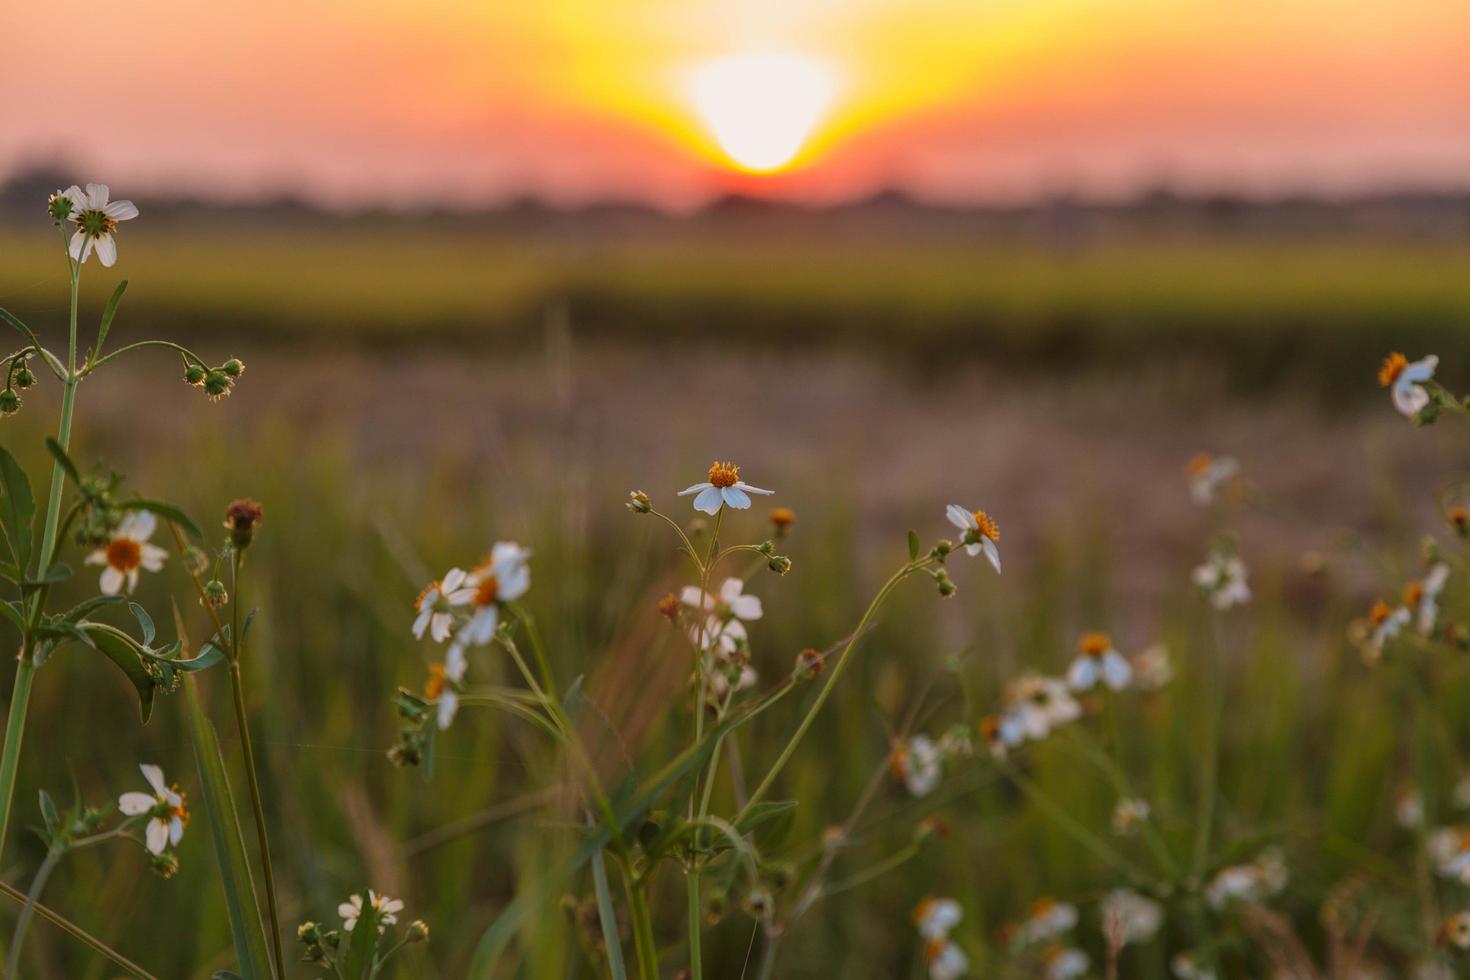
[2,224,1469,387]
[0,326,1467,976]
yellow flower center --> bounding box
[106,537,142,572]
[980,715,1000,741]
[923,939,945,962]
[473,574,499,608]
[888,743,911,781]
[1452,507,1470,528]
[1369,599,1392,626]
[1029,897,1057,919]
[1379,352,1408,387]
[971,510,1000,541]
[1078,632,1112,657]
[1186,453,1213,478]
[425,664,447,699]
[414,580,440,611]
[170,786,190,826]
[75,209,118,237]
[769,507,796,529]
[911,896,935,925]
[707,460,740,488]
[1403,580,1425,608]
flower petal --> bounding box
[118,791,155,815]
[733,481,773,496]
[104,199,138,221]
[145,818,169,854]
[677,482,713,497]
[141,763,168,795]
[721,486,752,509]
[692,486,723,514]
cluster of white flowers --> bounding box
[339,889,404,933]
[1429,826,1470,882]
[1203,849,1287,910]
[912,897,967,980]
[1191,551,1251,610]
[1007,899,1088,979]
[683,577,762,697]
[890,727,973,798]
[85,510,168,595]
[412,543,531,729]
[117,764,188,856]
[1100,888,1164,947]
[1355,560,1451,663]
[1186,453,1240,507]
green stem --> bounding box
[6,846,61,977]
[0,879,158,980]
[81,339,208,377]
[685,508,723,980]
[737,560,926,820]
[228,553,285,979]
[624,872,659,980]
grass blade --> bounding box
[185,677,273,980]
[590,849,628,980]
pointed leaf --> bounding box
[61,594,126,623]
[43,438,81,488]
[590,849,628,980]
[38,790,59,835]
[129,602,156,646]
[341,890,381,980]
[75,623,158,723]
[185,678,272,980]
[907,530,920,560]
[21,562,70,590]
[0,446,34,571]
[96,280,127,355]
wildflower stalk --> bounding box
[6,845,61,978]
[0,227,84,865]
[686,507,723,980]
[738,555,934,820]
[227,546,285,978]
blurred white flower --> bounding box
[1405,563,1450,635]
[1171,952,1217,980]
[1442,911,1470,950]
[1396,784,1425,830]
[1430,826,1470,882]
[117,764,188,855]
[1041,944,1089,980]
[891,734,942,797]
[703,651,758,698]
[1100,888,1163,946]
[913,896,963,941]
[1204,850,1287,909]
[339,890,404,933]
[1186,453,1240,506]
[457,543,532,646]
[413,567,474,643]
[925,940,968,980]
[85,510,167,595]
[1130,644,1173,690]
[1378,352,1437,418]
[1000,674,1081,744]
[1066,632,1132,692]
[1111,797,1152,837]
[427,644,468,730]
[64,183,138,267]
[1014,898,1078,944]
[1363,599,1411,660]
[1192,552,1251,610]
[945,504,1001,574]
[678,461,773,515]
[683,577,762,655]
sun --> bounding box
[686,52,838,174]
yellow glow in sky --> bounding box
[686,52,839,172]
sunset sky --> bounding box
[3,0,1469,209]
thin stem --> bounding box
[623,866,659,980]
[0,879,158,980]
[738,559,928,820]
[6,846,61,977]
[686,507,723,980]
[81,339,208,377]
[228,553,285,979]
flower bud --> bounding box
[768,507,796,537]
[150,850,180,879]
[406,919,430,943]
[203,369,233,400]
[932,540,954,559]
[46,192,75,224]
[1450,507,1470,539]
[222,357,246,379]
[203,578,229,609]
[657,593,680,623]
[625,490,651,514]
[795,648,824,680]
[297,921,323,945]
[12,365,35,390]
[935,570,956,597]
[183,363,207,386]
[768,555,791,575]
[224,498,264,550]
[0,389,19,416]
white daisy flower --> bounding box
[1204,850,1287,909]
[703,651,758,698]
[1405,563,1450,635]
[912,896,963,941]
[1000,674,1081,744]
[980,715,1014,759]
[338,890,404,933]
[1111,797,1152,837]
[457,543,532,646]
[1066,632,1132,692]
[890,735,942,798]
[84,511,167,595]
[1442,910,1470,950]
[945,504,1001,573]
[1129,644,1173,690]
[413,567,475,643]
[1186,453,1240,506]
[118,764,188,855]
[682,577,763,653]
[1431,827,1470,882]
[426,643,468,730]
[677,460,773,515]
[1041,945,1089,980]
[1014,898,1079,945]
[1191,552,1251,610]
[63,183,139,267]
[925,939,969,980]
[1101,888,1163,946]
[1378,352,1438,418]
[1363,599,1411,660]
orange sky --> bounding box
[2,0,1468,208]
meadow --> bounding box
[1,204,1470,979]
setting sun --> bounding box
[686,52,839,174]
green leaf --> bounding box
[185,678,272,980]
[0,306,43,349]
[170,642,227,673]
[340,890,381,980]
[75,623,158,723]
[732,800,797,835]
[43,438,81,488]
[120,499,204,545]
[590,849,628,980]
[21,562,70,590]
[60,594,126,623]
[907,530,920,560]
[0,601,24,632]
[38,790,59,835]
[0,445,35,572]
[96,280,127,355]
[128,602,156,646]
